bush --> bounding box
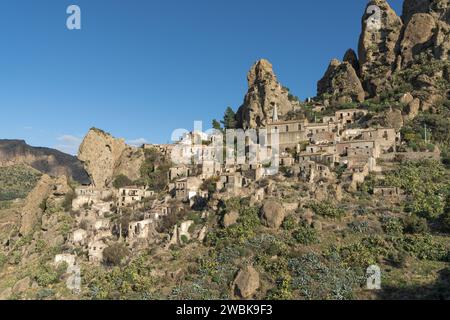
[292,226,319,245]
[384,161,447,219]
[288,253,362,300]
[402,215,429,234]
[140,149,171,191]
[62,190,75,212]
[381,217,403,236]
[0,252,6,268]
[266,274,293,300]
[348,221,370,233]
[310,201,345,219]
[113,174,133,189]
[34,264,61,287]
[201,177,218,193]
[399,235,448,261]
[103,243,130,266]
[282,216,297,231]
[387,250,408,268]
[207,206,260,245]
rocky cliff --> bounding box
[0,140,89,184]
[236,59,299,129]
[317,0,449,109]
[317,57,365,105]
[78,128,145,189]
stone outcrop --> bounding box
[223,211,239,228]
[260,200,286,229]
[401,0,449,64]
[358,0,403,96]
[19,174,54,235]
[343,49,361,75]
[233,266,260,299]
[400,93,421,120]
[317,59,365,105]
[318,0,448,109]
[19,174,72,236]
[78,128,145,189]
[401,13,437,66]
[236,59,298,129]
[0,140,89,184]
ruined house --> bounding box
[175,177,202,201]
[72,187,114,210]
[118,186,154,207]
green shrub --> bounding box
[384,161,447,219]
[0,165,42,200]
[292,226,319,245]
[402,215,429,234]
[288,253,363,300]
[333,236,389,270]
[310,201,345,219]
[180,235,189,244]
[0,252,6,268]
[112,174,133,189]
[266,274,293,300]
[387,250,408,268]
[282,215,297,231]
[399,234,448,261]
[381,217,403,236]
[34,264,61,287]
[62,190,75,212]
[348,221,370,233]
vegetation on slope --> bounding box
[0,165,41,201]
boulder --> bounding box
[223,211,239,228]
[404,98,421,121]
[12,277,31,294]
[19,174,53,235]
[401,13,436,66]
[384,108,404,131]
[260,200,286,229]
[233,266,260,299]
[312,221,323,231]
[78,128,145,189]
[400,92,415,105]
[317,59,365,105]
[0,288,12,300]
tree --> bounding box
[221,107,237,129]
[113,174,133,189]
[212,119,222,131]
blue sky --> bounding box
[0,0,403,154]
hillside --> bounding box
[0,165,42,201]
[0,140,89,185]
[0,0,449,301]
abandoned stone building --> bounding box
[168,165,191,181]
[216,172,246,194]
[72,187,114,211]
[88,240,108,263]
[373,187,403,198]
[118,186,154,207]
[128,218,155,240]
[174,177,202,201]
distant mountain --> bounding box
[0,139,90,184]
